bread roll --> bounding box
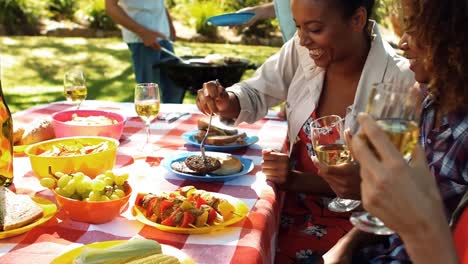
[212,155,243,175]
[198,117,238,136]
[20,117,55,145]
[205,132,246,146]
[13,125,24,145]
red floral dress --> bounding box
[275,111,353,264]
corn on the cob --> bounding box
[73,239,162,264]
[126,254,181,264]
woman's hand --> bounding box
[196,81,230,115]
[139,29,167,50]
[314,159,361,200]
[351,113,444,235]
[262,149,289,184]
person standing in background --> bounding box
[237,0,296,42]
[105,0,185,103]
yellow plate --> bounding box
[0,196,57,239]
[133,192,249,234]
[50,240,195,264]
[13,144,29,154]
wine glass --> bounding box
[134,83,161,155]
[350,82,420,235]
[310,115,362,212]
[64,69,87,109]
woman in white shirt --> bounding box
[197,0,414,262]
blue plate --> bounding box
[206,12,255,26]
[162,152,254,182]
[182,130,259,151]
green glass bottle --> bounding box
[0,61,13,186]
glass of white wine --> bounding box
[310,115,361,212]
[350,82,420,235]
[64,69,87,109]
[134,83,161,154]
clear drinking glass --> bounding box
[350,82,420,235]
[310,115,361,212]
[64,69,87,109]
[134,83,161,154]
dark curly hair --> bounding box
[408,0,468,111]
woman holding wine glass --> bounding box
[196,0,415,262]
[320,0,468,262]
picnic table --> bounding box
[1,100,288,264]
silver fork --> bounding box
[200,79,220,161]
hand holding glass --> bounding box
[134,83,161,154]
[64,69,87,109]
[310,115,361,212]
[350,82,420,235]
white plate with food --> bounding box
[182,117,259,151]
[162,151,254,182]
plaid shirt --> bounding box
[357,96,468,263]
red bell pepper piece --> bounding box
[159,200,174,218]
[145,197,158,217]
[161,208,181,226]
[196,196,207,209]
[207,208,217,225]
[181,211,196,228]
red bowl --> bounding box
[54,185,132,224]
[52,110,125,140]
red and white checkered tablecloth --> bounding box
[1,100,288,264]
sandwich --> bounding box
[0,187,43,231]
[194,117,246,146]
[171,153,243,176]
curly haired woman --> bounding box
[323,0,468,263]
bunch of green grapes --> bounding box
[40,170,129,202]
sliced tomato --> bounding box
[161,208,181,226]
[159,200,174,218]
[146,197,159,217]
[196,196,207,209]
[181,211,196,228]
[207,208,217,225]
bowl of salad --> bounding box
[25,136,119,179]
[52,110,125,140]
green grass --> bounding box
[0,36,279,113]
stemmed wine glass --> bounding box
[310,115,362,212]
[350,82,420,235]
[134,83,161,155]
[64,69,87,109]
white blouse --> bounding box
[227,21,415,154]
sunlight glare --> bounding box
[31,49,55,58]
[63,38,88,45]
[1,37,18,45]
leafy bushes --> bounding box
[48,0,77,20]
[187,0,223,38]
[83,0,117,30]
[0,0,45,35]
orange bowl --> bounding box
[25,136,119,179]
[52,110,125,140]
[54,184,132,224]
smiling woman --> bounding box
[193,0,415,262]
